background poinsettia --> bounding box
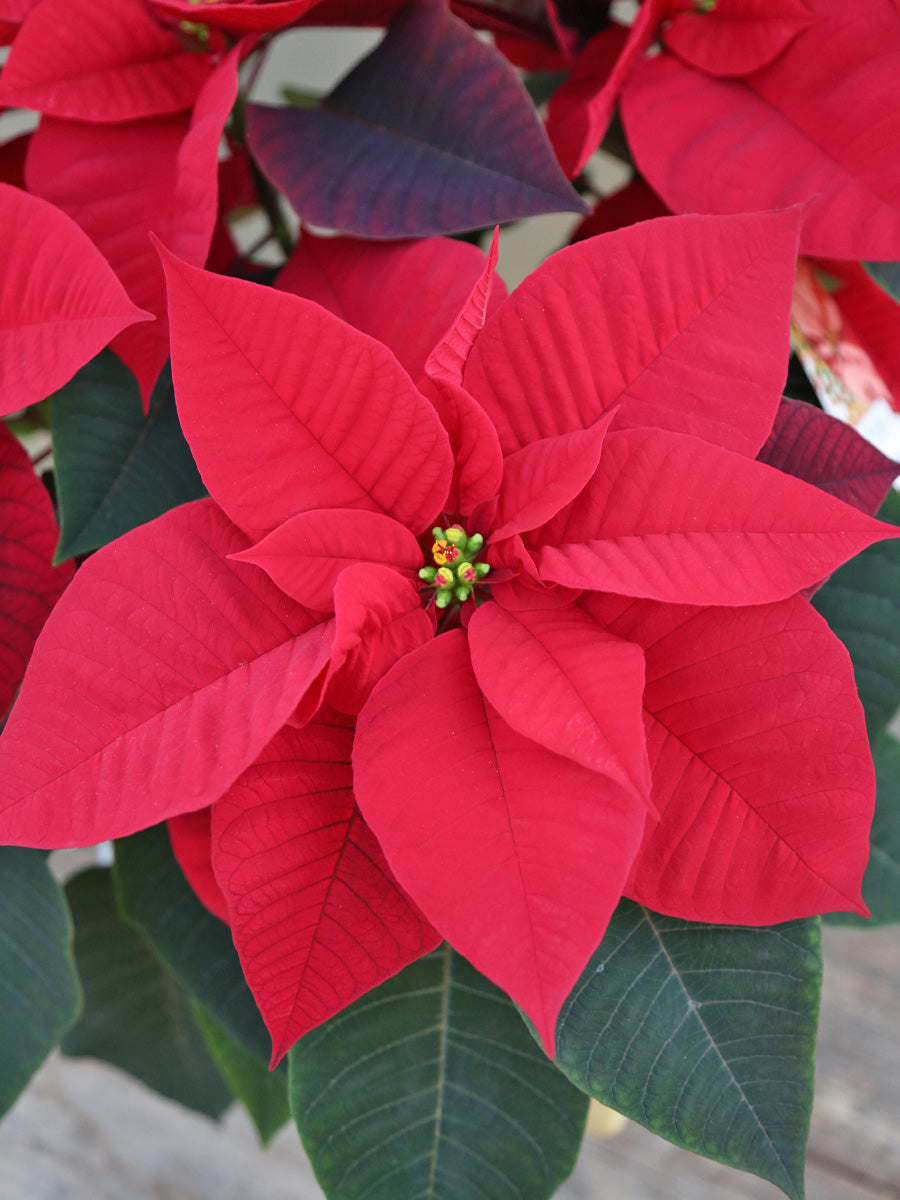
[545,0,900,260]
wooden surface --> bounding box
[0,925,896,1200]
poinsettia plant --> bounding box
[1,0,900,1198]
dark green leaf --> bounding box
[0,847,81,1116]
[50,351,205,561]
[524,70,568,108]
[813,489,900,739]
[113,825,271,1063]
[63,867,231,1118]
[193,1002,290,1144]
[863,260,900,303]
[825,731,900,927]
[554,903,821,1200]
[290,943,588,1200]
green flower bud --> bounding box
[419,566,438,582]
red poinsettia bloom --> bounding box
[0,209,895,1061]
[548,0,900,259]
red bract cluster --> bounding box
[0,210,895,1060]
[548,0,900,259]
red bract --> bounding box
[622,0,900,258]
[25,46,241,402]
[550,0,900,259]
[0,426,74,721]
[0,212,894,1062]
[0,184,150,415]
[0,0,212,122]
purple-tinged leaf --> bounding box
[246,1,585,238]
[758,397,899,515]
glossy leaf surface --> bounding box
[554,902,821,1200]
[63,867,231,1117]
[50,353,205,561]
[0,847,80,1118]
[290,944,589,1200]
[246,2,583,237]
